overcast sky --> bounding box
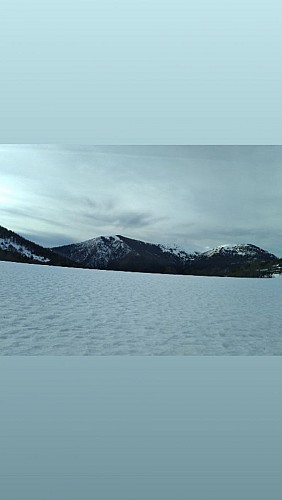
[0,144,282,255]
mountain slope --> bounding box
[53,235,131,269]
[0,225,80,268]
[228,256,282,278]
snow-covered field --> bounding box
[0,261,281,355]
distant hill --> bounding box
[52,235,279,277]
[183,244,278,277]
[0,225,80,268]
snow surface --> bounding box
[1,261,282,355]
[0,237,50,263]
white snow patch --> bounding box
[159,243,199,261]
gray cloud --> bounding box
[1,145,282,255]
[113,211,165,230]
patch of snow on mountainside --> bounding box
[0,237,50,262]
[269,263,282,277]
[159,243,199,261]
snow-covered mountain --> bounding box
[202,243,276,260]
[52,236,278,276]
[53,235,131,269]
[0,225,79,268]
[186,243,278,277]
[52,234,197,273]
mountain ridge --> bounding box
[52,234,279,277]
[1,223,280,277]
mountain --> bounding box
[52,236,279,277]
[52,235,198,274]
[0,225,80,268]
[183,244,278,277]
